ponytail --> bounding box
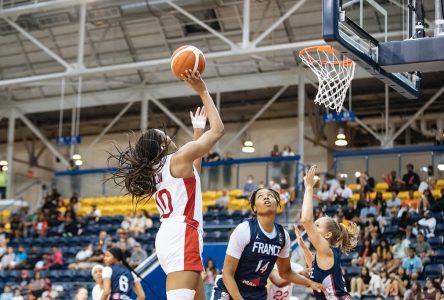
[337,222,359,254]
[107,247,143,280]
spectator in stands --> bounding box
[268,179,280,191]
[28,271,50,299]
[384,252,399,274]
[404,281,421,300]
[18,270,31,290]
[401,164,421,190]
[385,272,400,297]
[418,189,435,214]
[424,277,442,300]
[129,243,148,268]
[0,247,15,270]
[359,172,375,193]
[402,247,422,275]
[366,252,384,274]
[418,210,437,237]
[406,190,419,212]
[419,165,436,192]
[438,267,444,291]
[97,230,112,253]
[40,283,60,300]
[12,288,23,300]
[116,228,136,250]
[47,245,64,269]
[415,231,434,265]
[314,183,332,207]
[63,214,81,237]
[10,214,24,239]
[350,266,371,297]
[91,264,104,300]
[360,202,378,222]
[69,244,93,270]
[242,175,257,198]
[202,258,218,300]
[24,246,42,270]
[87,204,101,223]
[431,188,444,212]
[215,190,230,209]
[325,173,340,195]
[74,287,88,300]
[398,211,414,233]
[368,269,389,296]
[281,146,294,178]
[376,238,392,260]
[372,192,387,216]
[343,202,359,222]
[87,243,105,266]
[32,213,48,237]
[69,192,80,217]
[13,245,27,269]
[129,211,153,236]
[332,180,352,205]
[352,238,373,266]
[387,192,402,217]
[393,235,410,261]
[383,170,403,192]
[270,145,281,182]
[0,286,13,300]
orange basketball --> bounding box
[170,45,205,79]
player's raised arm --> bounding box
[190,106,207,173]
[173,70,224,169]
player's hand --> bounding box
[304,165,319,188]
[182,69,207,95]
[190,106,207,129]
[309,281,328,296]
[294,224,304,244]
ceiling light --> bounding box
[1,166,7,172]
[355,171,361,178]
[74,160,83,166]
[339,173,348,178]
[337,128,346,140]
[438,164,444,171]
[0,160,7,166]
[244,140,253,147]
[72,154,81,160]
[335,139,348,146]
[242,146,255,153]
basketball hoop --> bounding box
[299,45,355,112]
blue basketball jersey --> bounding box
[110,264,135,299]
[311,247,351,300]
[214,218,286,300]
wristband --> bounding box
[192,119,206,129]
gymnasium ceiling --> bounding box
[0,0,443,148]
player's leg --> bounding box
[166,271,202,300]
[193,276,205,300]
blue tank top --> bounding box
[215,218,286,300]
[110,264,135,299]
[311,247,351,300]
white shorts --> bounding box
[156,219,204,274]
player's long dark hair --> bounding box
[107,247,143,280]
[107,129,171,205]
[249,188,281,215]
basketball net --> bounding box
[299,45,355,112]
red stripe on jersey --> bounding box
[184,224,203,271]
[330,274,338,300]
[183,176,198,228]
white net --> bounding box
[299,45,355,112]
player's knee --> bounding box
[166,288,196,300]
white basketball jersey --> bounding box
[268,262,304,300]
[154,154,203,234]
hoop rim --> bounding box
[299,45,354,67]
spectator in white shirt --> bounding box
[418,210,437,238]
[332,180,353,205]
[69,244,93,270]
[314,183,332,206]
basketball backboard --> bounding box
[323,0,425,99]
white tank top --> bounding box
[268,262,304,300]
[154,154,203,234]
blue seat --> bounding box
[423,264,443,277]
[383,225,398,237]
[346,267,361,277]
[427,237,443,248]
[433,249,444,264]
[435,224,444,236]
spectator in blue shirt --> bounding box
[387,191,401,216]
[242,175,257,198]
[360,202,377,222]
[402,247,422,275]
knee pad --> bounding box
[167,288,196,300]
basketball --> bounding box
[170,45,206,79]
